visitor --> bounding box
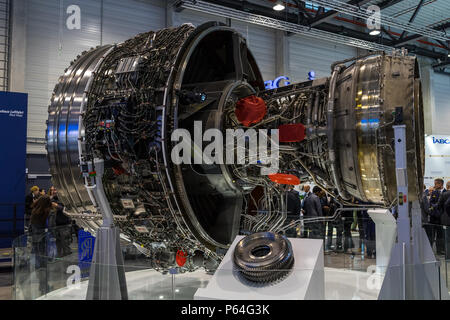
[437,183,450,258]
[48,186,58,201]
[325,189,343,252]
[51,197,73,258]
[25,186,40,231]
[362,210,376,259]
[303,186,323,239]
[429,178,445,254]
[285,185,301,238]
[342,198,356,254]
[30,195,58,294]
[300,185,311,238]
[422,185,433,245]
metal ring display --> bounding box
[233,232,294,284]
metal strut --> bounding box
[378,119,449,300]
[85,159,128,300]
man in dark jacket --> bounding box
[342,198,357,254]
[362,209,375,258]
[50,198,73,258]
[25,186,40,231]
[285,185,301,237]
[429,178,445,254]
[303,186,323,239]
[422,186,433,245]
[437,186,450,258]
[325,189,343,252]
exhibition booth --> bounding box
[2,0,449,302]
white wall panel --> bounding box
[288,35,357,82]
[174,9,276,82]
[24,0,102,143]
[174,7,226,27]
[231,20,276,82]
[23,0,166,153]
[432,72,450,135]
[424,134,450,186]
[20,1,396,155]
[102,0,165,44]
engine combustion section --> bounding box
[46,22,424,271]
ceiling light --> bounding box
[273,1,285,11]
[369,29,380,36]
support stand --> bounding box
[367,209,396,275]
[378,124,449,300]
[85,159,128,300]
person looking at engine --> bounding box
[325,189,343,252]
[342,197,356,254]
[301,185,311,212]
[48,186,58,201]
[285,185,301,238]
[50,197,73,258]
[429,178,445,255]
[303,186,323,239]
[25,186,40,231]
[30,195,58,294]
[437,183,450,258]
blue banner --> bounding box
[78,229,95,278]
[0,92,27,248]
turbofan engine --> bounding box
[46,22,424,270]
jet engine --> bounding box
[46,22,424,270]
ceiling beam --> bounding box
[436,40,450,51]
[188,0,448,61]
[381,26,397,41]
[307,0,448,41]
[393,33,422,46]
[292,0,313,25]
[391,21,450,47]
[403,44,447,60]
[432,60,450,69]
[308,0,372,27]
[376,0,404,10]
[397,0,425,41]
[433,70,450,76]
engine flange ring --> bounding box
[233,232,294,284]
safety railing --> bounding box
[0,203,25,248]
[11,218,450,300]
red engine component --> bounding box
[268,173,300,185]
[235,95,267,127]
[176,250,188,267]
[278,123,306,142]
[112,165,127,176]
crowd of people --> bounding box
[24,185,76,260]
[422,178,450,256]
[285,184,376,258]
[285,179,450,259]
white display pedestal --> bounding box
[368,209,397,275]
[194,236,324,300]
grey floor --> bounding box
[3,233,449,300]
